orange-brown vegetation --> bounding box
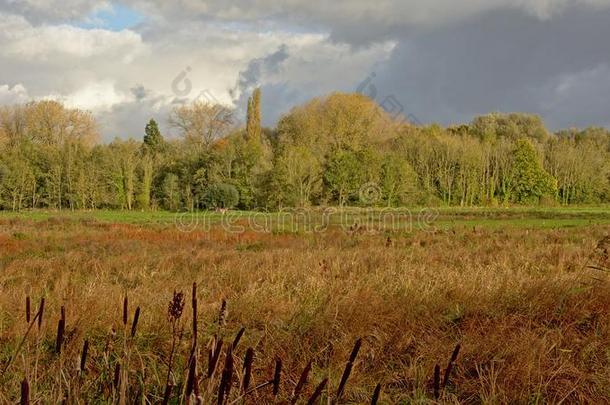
[0,217,609,403]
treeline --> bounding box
[1,91,609,211]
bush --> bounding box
[201,183,239,209]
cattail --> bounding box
[113,363,121,389]
[232,327,245,350]
[192,282,197,309]
[370,383,381,405]
[218,346,234,405]
[192,283,198,345]
[272,358,282,397]
[60,306,65,323]
[291,361,312,404]
[336,338,362,402]
[131,307,140,338]
[433,364,441,399]
[186,355,197,397]
[122,296,128,326]
[306,378,328,405]
[20,378,30,405]
[80,339,89,372]
[37,298,45,329]
[442,343,461,389]
[55,318,65,354]
[25,296,31,324]
[218,299,227,326]
[242,348,254,394]
[208,338,223,378]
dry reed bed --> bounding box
[0,218,609,403]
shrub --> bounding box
[201,183,239,209]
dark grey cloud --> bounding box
[231,45,289,101]
[364,6,610,128]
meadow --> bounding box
[0,208,609,404]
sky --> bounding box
[1,0,610,141]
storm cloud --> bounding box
[1,0,609,139]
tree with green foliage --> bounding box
[510,138,557,204]
[246,88,262,141]
[323,150,363,206]
[0,96,609,212]
[143,119,164,154]
[201,183,239,209]
[380,152,418,206]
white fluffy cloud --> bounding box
[0,83,29,104]
[0,0,110,22]
[0,14,145,61]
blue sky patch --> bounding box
[79,3,144,31]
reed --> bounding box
[122,296,128,327]
[25,296,30,323]
[335,338,362,403]
[433,364,441,400]
[442,343,461,389]
[370,383,381,405]
[80,339,89,373]
[20,378,30,405]
[37,298,44,329]
[130,307,140,338]
[232,327,245,350]
[55,318,65,354]
[306,378,328,405]
[218,346,234,405]
[272,358,282,397]
[290,360,312,405]
[242,348,254,395]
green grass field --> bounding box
[1,206,609,231]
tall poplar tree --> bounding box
[246,88,262,141]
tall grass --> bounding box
[0,217,609,402]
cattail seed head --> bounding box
[232,327,245,350]
[272,358,282,397]
[25,296,30,324]
[291,361,312,404]
[307,378,327,405]
[336,338,362,401]
[371,383,382,405]
[218,346,234,405]
[433,364,441,399]
[122,296,128,326]
[55,319,65,354]
[80,339,89,372]
[37,298,45,329]
[20,378,30,405]
[113,363,121,388]
[242,348,254,394]
[131,307,140,338]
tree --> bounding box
[161,173,181,211]
[380,152,418,206]
[323,150,363,206]
[246,88,262,141]
[143,119,164,154]
[511,138,557,204]
[201,183,239,209]
[169,101,235,150]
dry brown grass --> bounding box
[0,217,609,403]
